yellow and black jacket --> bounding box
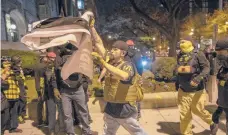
[3,70,20,100]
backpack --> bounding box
[125,61,144,102]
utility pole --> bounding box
[219,0,223,10]
[208,24,218,103]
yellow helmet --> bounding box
[179,40,194,53]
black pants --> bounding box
[212,106,223,124]
[213,107,228,134]
[18,82,27,117]
[46,98,64,132]
[72,101,80,125]
[37,97,48,124]
[8,101,19,130]
[212,106,228,132]
[1,108,10,134]
[18,99,27,117]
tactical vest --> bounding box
[176,52,205,92]
[103,62,144,103]
[218,67,228,87]
[176,52,198,74]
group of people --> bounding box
[33,51,94,135]
[1,11,228,135]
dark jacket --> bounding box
[55,55,86,91]
[34,64,57,99]
[176,51,210,92]
[216,56,228,108]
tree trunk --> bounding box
[168,36,178,57]
[168,18,180,57]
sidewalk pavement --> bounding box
[4,107,226,135]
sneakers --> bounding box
[9,128,23,133]
[23,114,29,119]
[37,122,48,127]
[210,123,218,135]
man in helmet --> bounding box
[175,40,217,135]
[211,38,228,134]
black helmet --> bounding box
[11,55,21,65]
[215,38,228,51]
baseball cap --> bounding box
[126,40,135,46]
[112,40,129,51]
[47,52,56,58]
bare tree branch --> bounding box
[172,0,187,17]
[129,0,172,39]
[137,27,150,35]
[159,0,171,12]
[124,25,139,37]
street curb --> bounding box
[88,92,178,113]
[141,92,178,109]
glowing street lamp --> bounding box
[152,37,156,41]
[226,21,228,25]
[10,24,16,30]
[107,35,112,39]
[189,32,194,36]
[191,28,194,32]
[142,60,147,67]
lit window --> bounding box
[77,0,84,10]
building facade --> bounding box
[1,0,60,42]
[1,0,95,43]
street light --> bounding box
[189,32,194,36]
[152,37,156,41]
[108,35,112,39]
[191,28,194,32]
[226,21,228,25]
[10,24,16,30]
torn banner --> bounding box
[21,17,94,80]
